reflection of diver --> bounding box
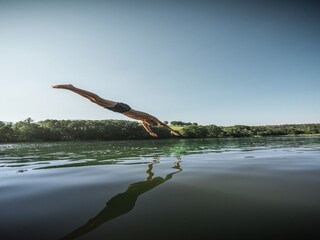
[61,159,182,240]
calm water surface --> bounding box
[1,137,320,239]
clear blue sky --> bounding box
[1,0,319,126]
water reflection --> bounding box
[60,158,182,240]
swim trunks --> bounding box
[105,102,131,113]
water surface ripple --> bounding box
[0,137,320,239]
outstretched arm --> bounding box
[141,121,158,138]
[155,120,180,136]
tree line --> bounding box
[180,124,320,138]
[0,118,319,143]
[169,121,198,126]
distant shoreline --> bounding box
[1,119,319,143]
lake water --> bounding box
[1,137,320,240]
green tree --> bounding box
[180,125,208,138]
[12,118,42,141]
[0,122,14,142]
[207,125,223,137]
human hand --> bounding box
[170,131,180,136]
[150,133,158,138]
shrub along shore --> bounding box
[0,118,319,143]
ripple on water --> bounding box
[1,137,320,240]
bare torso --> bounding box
[122,109,158,122]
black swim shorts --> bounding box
[105,102,131,113]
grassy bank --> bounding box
[169,125,184,131]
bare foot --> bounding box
[52,84,75,89]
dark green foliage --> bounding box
[206,125,223,137]
[0,119,319,143]
[180,125,209,138]
[223,125,253,137]
[170,121,197,126]
[0,119,174,143]
[0,121,14,142]
[178,124,320,138]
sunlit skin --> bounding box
[52,84,180,138]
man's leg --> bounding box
[52,84,117,108]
